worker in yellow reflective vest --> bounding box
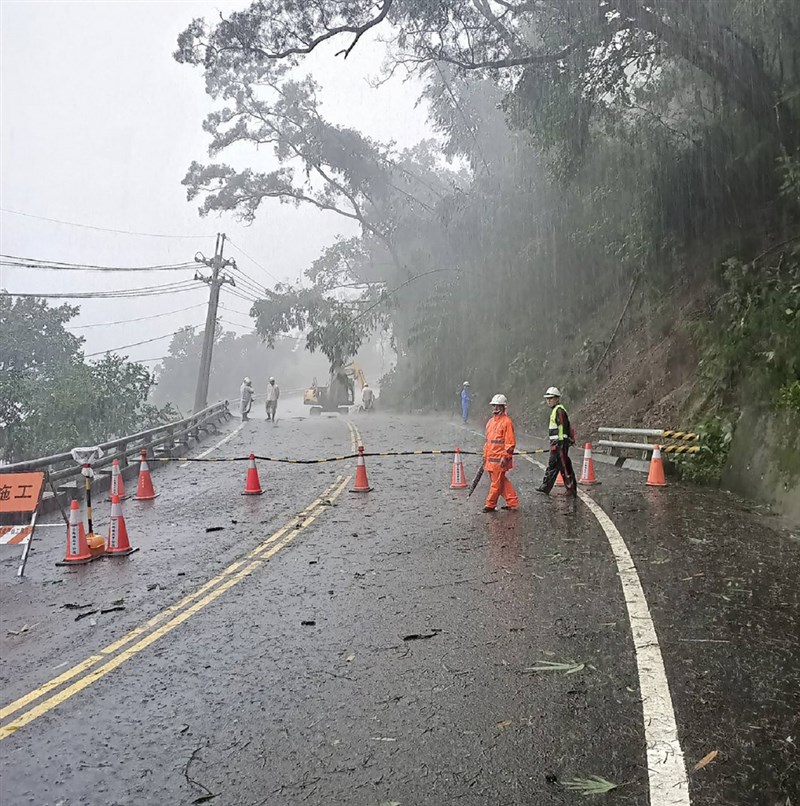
[536,386,577,496]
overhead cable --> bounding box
[7,279,203,300]
[0,253,195,272]
[70,302,208,329]
[229,267,267,297]
[226,238,282,284]
[84,325,205,358]
[225,286,260,305]
[0,208,210,239]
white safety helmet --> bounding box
[543,386,561,398]
[463,381,470,386]
[269,376,275,382]
[490,394,508,406]
[244,377,251,384]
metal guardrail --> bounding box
[597,427,700,456]
[1,401,232,488]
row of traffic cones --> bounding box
[62,442,668,564]
[57,495,138,565]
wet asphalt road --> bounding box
[1,400,797,806]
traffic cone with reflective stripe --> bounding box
[351,445,373,492]
[646,445,668,487]
[110,458,126,499]
[555,471,565,486]
[450,448,468,489]
[134,450,158,500]
[56,499,95,566]
[242,453,263,495]
[106,494,139,556]
[579,443,599,485]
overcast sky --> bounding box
[0,0,432,361]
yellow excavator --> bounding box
[303,361,367,415]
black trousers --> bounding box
[541,443,577,493]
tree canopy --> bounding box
[176,0,799,414]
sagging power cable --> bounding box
[0,253,196,272]
[8,279,203,299]
[70,302,208,329]
[0,208,210,239]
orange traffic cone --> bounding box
[56,499,96,566]
[133,450,158,501]
[579,443,599,485]
[242,453,263,495]
[106,494,139,556]
[351,445,373,492]
[555,471,565,486]
[110,458,127,499]
[450,448,468,489]
[646,444,668,487]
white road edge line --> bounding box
[181,422,246,467]
[457,423,690,805]
[575,490,689,805]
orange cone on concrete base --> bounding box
[134,450,158,501]
[579,443,599,485]
[351,445,373,493]
[646,444,668,487]
[110,458,127,499]
[56,499,96,566]
[450,448,468,489]
[242,453,263,495]
[106,494,139,556]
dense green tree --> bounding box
[0,292,175,462]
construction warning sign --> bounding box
[0,472,45,514]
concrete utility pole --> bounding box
[193,233,236,412]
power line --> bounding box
[229,267,267,297]
[0,208,210,239]
[225,286,260,305]
[84,324,205,358]
[0,253,195,272]
[69,302,208,329]
[7,280,203,299]
[219,318,254,330]
[226,238,282,284]
[218,311,257,328]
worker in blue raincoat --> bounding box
[461,381,472,423]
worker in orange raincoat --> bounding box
[483,394,519,512]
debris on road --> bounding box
[7,624,34,636]
[402,630,441,642]
[205,526,224,533]
[100,605,125,615]
[61,602,94,610]
[524,660,588,675]
[74,610,99,622]
[562,775,618,795]
[692,750,719,772]
[300,620,316,626]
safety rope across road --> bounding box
[150,448,552,465]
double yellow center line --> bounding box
[0,422,363,741]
